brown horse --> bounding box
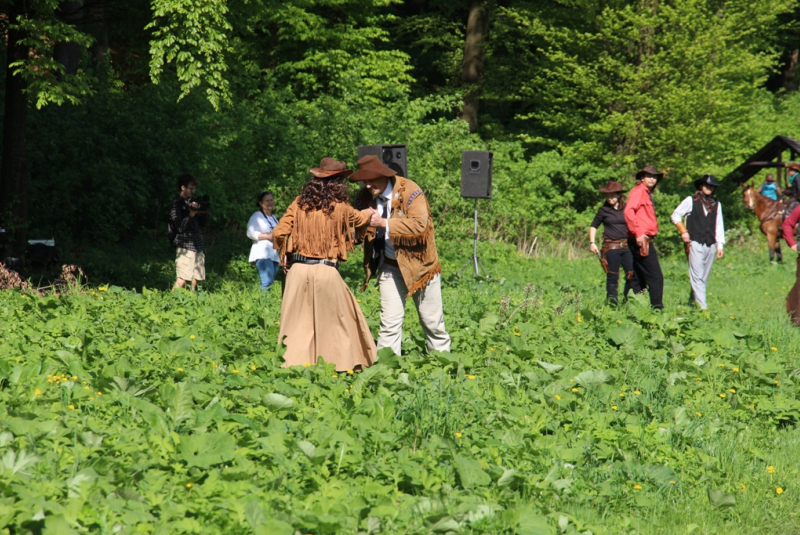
[742,184,785,262]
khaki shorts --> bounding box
[176,248,206,281]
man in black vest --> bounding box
[670,175,725,310]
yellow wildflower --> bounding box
[768,466,775,473]
[186,483,193,488]
[347,369,354,374]
[718,363,725,367]
[177,368,183,372]
[776,487,784,495]
[771,347,778,351]
[212,362,218,368]
[232,369,240,374]
[332,374,338,378]
[732,367,739,372]
[572,388,579,392]
[619,393,625,397]
[97,391,102,396]
[34,389,41,396]
[190,335,195,339]
[274,321,280,325]
[633,484,642,490]
[775,379,780,385]
[740,483,746,490]
[455,432,463,438]
[611,405,618,410]
[68,405,75,410]
[84,386,90,390]
[729,388,736,393]
[251,365,256,371]
[669,481,676,485]
[555,394,562,400]
[719,393,726,398]
[98,286,107,291]
[467,375,476,380]
[634,390,641,395]
[695,412,702,417]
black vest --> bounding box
[686,198,716,246]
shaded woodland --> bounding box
[3,0,800,254]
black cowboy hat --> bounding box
[693,174,721,190]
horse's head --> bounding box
[742,183,755,211]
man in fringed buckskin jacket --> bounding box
[351,155,451,356]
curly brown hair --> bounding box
[297,177,350,215]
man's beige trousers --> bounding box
[376,263,451,356]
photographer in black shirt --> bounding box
[589,181,642,305]
[169,174,209,290]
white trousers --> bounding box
[688,242,716,309]
[377,264,451,356]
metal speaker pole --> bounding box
[458,150,493,278]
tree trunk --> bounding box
[783,49,798,93]
[1,1,30,255]
[460,1,488,133]
[54,2,83,75]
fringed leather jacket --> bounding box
[355,177,442,297]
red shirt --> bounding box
[624,183,659,238]
[782,205,800,247]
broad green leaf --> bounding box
[707,488,736,509]
[179,432,235,468]
[454,455,491,488]
[536,361,564,374]
[263,393,294,411]
[608,325,643,347]
[574,370,611,387]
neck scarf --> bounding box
[693,191,717,214]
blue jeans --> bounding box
[255,259,279,290]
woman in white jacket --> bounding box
[247,191,281,290]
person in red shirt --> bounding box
[781,205,800,325]
[624,165,665,309]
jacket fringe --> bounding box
[405,262,441,298]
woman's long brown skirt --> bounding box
[788,256,800,326]
[278,263,376,371]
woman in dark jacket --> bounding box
[589,181,641,304]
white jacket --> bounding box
[247,211,280,262]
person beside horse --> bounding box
[742,178,786,263]
[589,181,641,305]
[781,204,800,326]
[671,175,725,310]
[624,165,665,309]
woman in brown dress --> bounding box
[272,158,377,371]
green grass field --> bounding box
[1,236,799,534]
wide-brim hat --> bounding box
[599,181,626,194]
[694,174,721,190]
[309,158,353,178]
[635,165,664,182]
[349,155,397,182]
[787,162,800,173]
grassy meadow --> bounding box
[1,236,800,534]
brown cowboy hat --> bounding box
[786,162,800,173]
[349,155,397,182]
[309,157,353,178]
[635,165,664,181]
[599,181,626,194]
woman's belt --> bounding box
[290,253,338,270]
[601,238,628,251]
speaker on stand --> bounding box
[458,150,493,278]
[357,144,408,178]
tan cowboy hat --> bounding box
[350,155,397,182]
[599,181,627,194]
[635,165,664,182]
[786,162,800,173]
[309,158,353,179]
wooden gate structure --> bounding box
[725,135,800,187]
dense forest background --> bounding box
[3,0,800,256]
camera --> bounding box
[187,195,210,212]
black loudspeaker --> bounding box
[357,144,408,178]
[461,150,493,199]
